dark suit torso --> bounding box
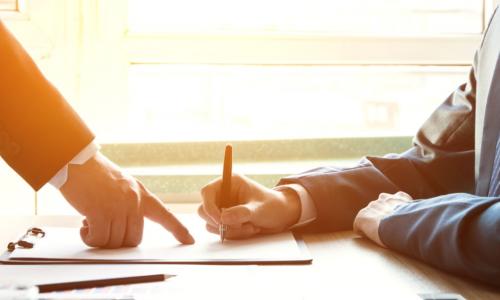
[281,8,500,287]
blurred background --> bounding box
[0,0,497,215]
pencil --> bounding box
[219,144,233,243]
[37,273,174,293]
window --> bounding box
[81,0,483,144]
[0,0,16,11]
[1,0,497,215]
[129,0,483,35]
[125,65,467,142]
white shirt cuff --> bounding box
[273,184,317,228]
[49,141,100,189]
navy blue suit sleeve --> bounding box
[278,58,477,233]
[379,194,500,287]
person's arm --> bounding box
[197,7,492,238]
[276,51,477,232]
[0,20,94,189]
[0,20,194,247]
[198,57,478,237]
[354,193,500,287]
[48,141,100,188]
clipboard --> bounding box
[0,215,312,265]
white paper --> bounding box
[9,214,310,263]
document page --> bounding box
[9,214,310,264]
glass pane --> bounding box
[128,0,482,35]
[80,65,469,143]
[0,0,16,11]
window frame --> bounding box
[126,34,480,66]
[74,0,490,140]
[106,0,486,66]
[0,0,17,12]
[1,0,498,212]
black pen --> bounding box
[37,274,174,293]
[218,144,232,243]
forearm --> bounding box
[278,161,401,232]
[0,21,94,190]
[379,194,500,287]
[277,58,476,232]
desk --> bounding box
[1,207,499,299]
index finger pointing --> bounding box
[140,185,195,245]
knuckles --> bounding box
[200,185,210,198]
[197,205,205,217]
[114,178,142,212]
[124,185,140,200]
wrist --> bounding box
[60,152,100,192]
[273,188,301,228]
[51,141,100,190]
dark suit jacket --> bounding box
[280,8,500,286]
[0,21,94,190]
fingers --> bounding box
[220,204,253,225]
[80,217,111,248]
[199,174,291,238]
[197,205,218,228]
[200,178,222,224]
[395,191,413,201]
[354,190,415,244]
[203,203,263,239]
[199,174,250,225]
[123,214,144,247]
[141,184,195,244]
[206,223,260,240]
[81,217,135,248]
[201,203,263,238]
[352,211,364,235]
[201,203,270,239]
[352,205,385,247]
[105,218,127,249]
[377,193,392,200]
[377,192,414,206]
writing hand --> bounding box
[198,174,301,239]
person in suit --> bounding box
[0,21,194,248]
[198,8,500,286]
